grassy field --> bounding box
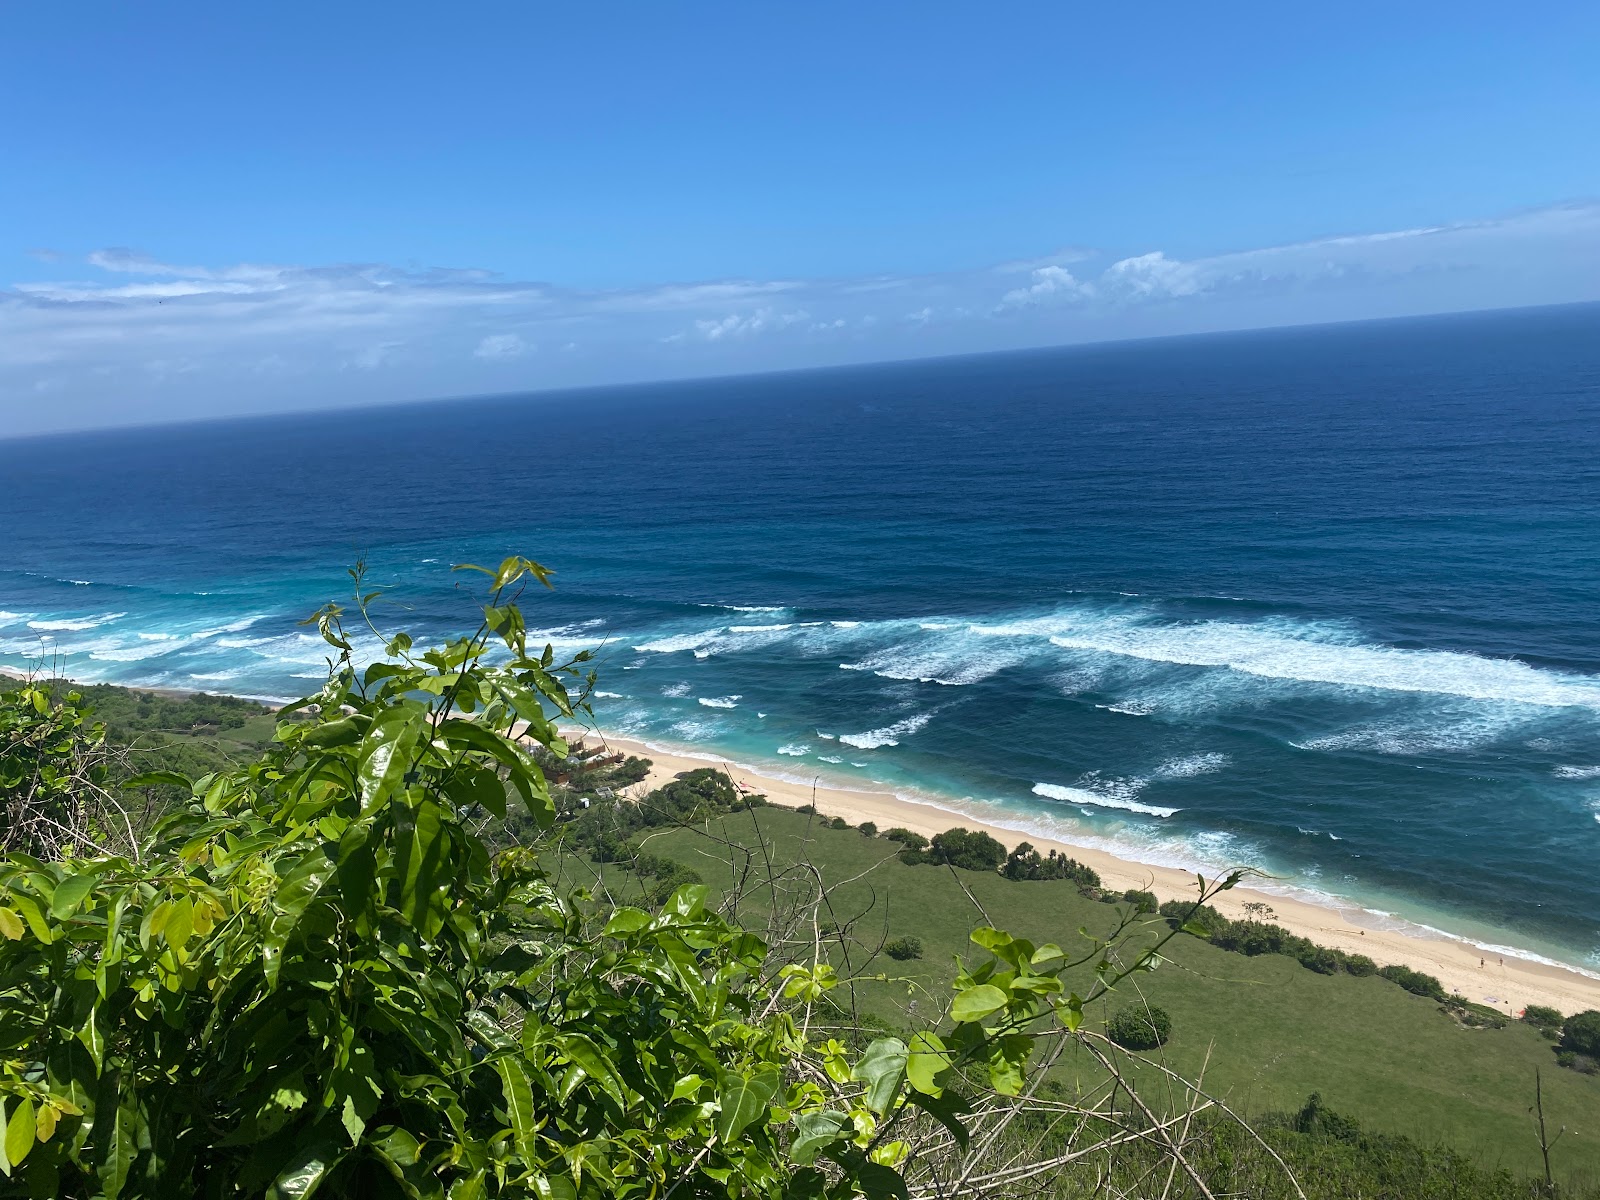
[559,802,1600,1185]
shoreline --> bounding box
[8,663,1597,1014]
[586,727,1600,1017]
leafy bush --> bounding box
[900,827,1007,871]
[1122,888,1158,914]
[1295,943,1342,975]
[1561,1009,1600,1057]
[1522,1003,1564,1029]
[884,935,923,961]
[1379,963,1447,1000]
[1342,953,1378,976]
[857,820,878,838]
[1001,841,1102,888]
[1289,1092,1362,1142]
[828,815,850,830]
[1107,1005,1172,1051]
[882,826,928,851]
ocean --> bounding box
[3,303,1598,970]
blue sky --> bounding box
[3,1,1598,434]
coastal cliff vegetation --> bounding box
[1,559,1597,1199]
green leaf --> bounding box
[450,764,507,818]
[358,710,426,814]
[950,984,1008,1024]
[298,716,366,749]
[907,1090,971,1151]
[788,1110,849,1165]
[397,796,451,939]
[267,1145,335,1200]
[437,719,554,828]
[97,1095,135,1200]
[10,894,52,944]
[496,1058,539,1164]
[602,907,651,936]
[662,884,708,920]
[263,848,338,988]
[715,1065,780,1143]
[4,1097,35,1170]
[857,1162,910,1200]
[969,927,1013,953]
[550,1034,627,1107]
[78,1008,105,1073]
[905,1032,950,1096]
[850,1037,908,1115]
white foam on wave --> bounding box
[27,612,127,632]
[1554,765,1600,780]
[661,682,691,698]
[839,711,935,749]
[637,629,723,654]
[1046,616,1600,710]
[1154,753,1229,778]
[698,695,741,708]
[668,719,720,742]
[594,691,625,699]
[777,743,810,756]
[818,755,843,763]
[1032,781,1179,818]
[1291,707,1528,756]
[0,612,33,626]
[636,622,820,659]
[1097,702,1153,716]
[187,670,241,682]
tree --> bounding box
[1561,1010,1600,1057]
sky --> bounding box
[3,1,1599,435]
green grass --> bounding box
[564,804,1600,1185]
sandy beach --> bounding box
[584,728,1600,1018]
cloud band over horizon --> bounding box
[4,201,1599,435]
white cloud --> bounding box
[1100,251,1201,300]
[693,308,809,341]
[474,333,531,359]
[1000,264,1095,307]
[3,200,1599,434]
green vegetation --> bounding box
[896,826,1006,871]
[606,805,1600,1190]
[3,562,1598,1198]
[1000,841,1102,888]
[1107,1004,1171,1051]
[2,561,1305,1199]
[883,936,923,962]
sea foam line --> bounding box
[1032,782,1180,818]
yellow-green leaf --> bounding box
[4,1097,35,1170]
[950,984,1008,1023]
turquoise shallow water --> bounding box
[2,303,1599,967]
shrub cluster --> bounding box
[1108,1004,1172,1050]
[1161,901,1391,985]
[897,827,1007,871]
[1001,841,1102,889]
[884,935,923,961]
[1557,1009,1600,1073]
[559,766,764,862]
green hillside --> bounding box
[562,800,1600,1185]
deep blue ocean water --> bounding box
[3,303,1599,967]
